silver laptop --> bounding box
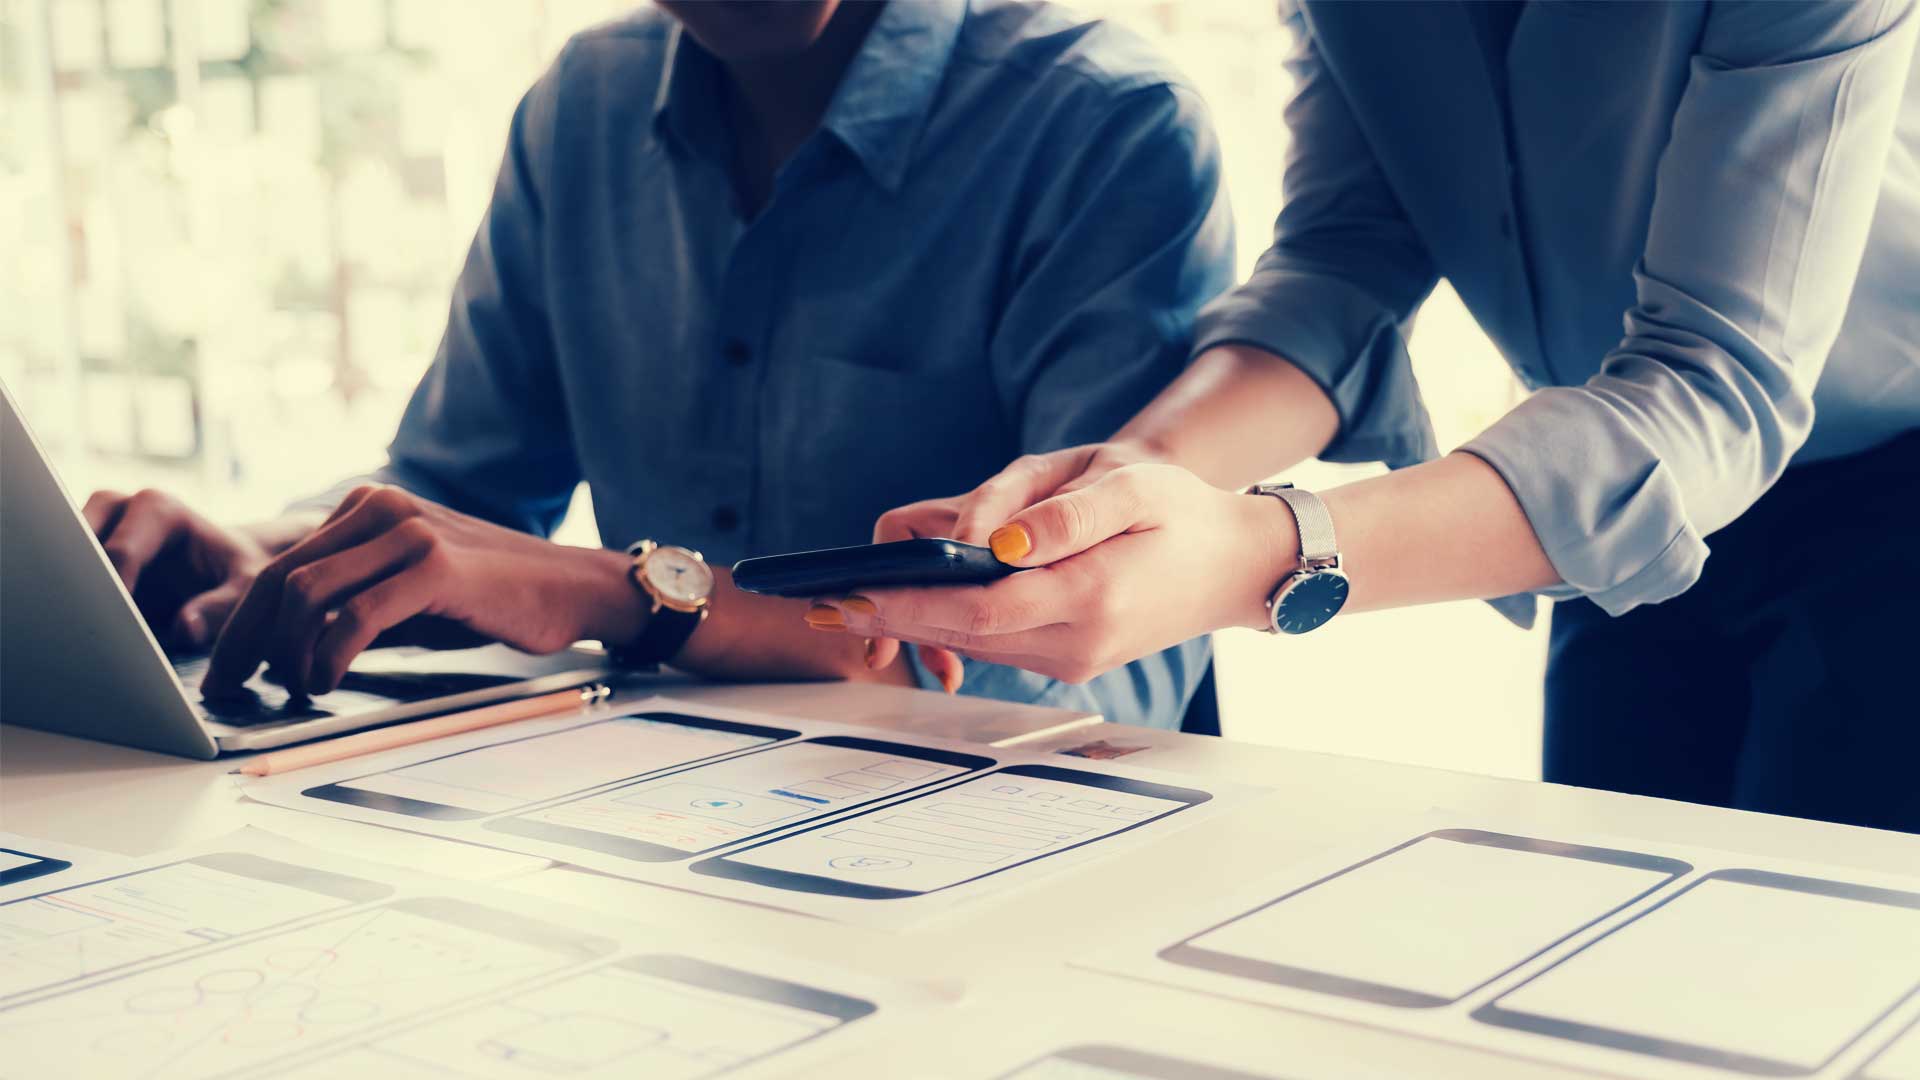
[1,381,615,759]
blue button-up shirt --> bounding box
[337,0,1234,726]
[1199,0,1919,618]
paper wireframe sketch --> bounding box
[0,828,920,1079]
[243,696,1237,928]
[1083,817,1920,1080]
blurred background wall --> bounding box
[0,0,1547,779]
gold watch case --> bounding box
[628,539,715,617]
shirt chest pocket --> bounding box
[762,355,1013,550]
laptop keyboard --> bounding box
[169,655,523,727]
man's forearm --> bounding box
[1115,344,1340,489]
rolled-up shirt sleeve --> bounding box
[1463,0,1917,614]
[1191,4,1442,468]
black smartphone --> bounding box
[731,538,1017,598]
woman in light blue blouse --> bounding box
[823,0,1920,832]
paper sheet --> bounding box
[0,828,924,1080]
[1859,1016,1920,1080]
[242,696,1241,927]
[0,829,126,900]
[1083,817,1920,1080]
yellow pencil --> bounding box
[236,683,612,778]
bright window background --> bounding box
[0,0,1546,780]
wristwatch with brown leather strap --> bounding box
[607,539,713,666]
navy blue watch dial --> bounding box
[1272,570,1350,635]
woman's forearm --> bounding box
[1320,451,1560,613]
[1115,344,1340,489]
[1124,346,1559,611]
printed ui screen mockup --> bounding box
[1167,831,1686,1006]
[490,738,988,857]
[320,713,792,817]
[706,767,1203,895]
[0,854,389,1001]
[1478,870,1920,1074]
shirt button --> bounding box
[712,505,741,532]
[723,339,752,367]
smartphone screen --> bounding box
[0,848,71,888]
[270,953,876,1080]
[485,736,994,862]
[1001,1045,1284,1080]
[303,712,799,822]
[1475,869,1920,1075]
[0,896,614,1079]
[691,764,1211,899]
[1160,830,1687,1008]
[0,853,392,1002]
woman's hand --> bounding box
[858,442,1165,689]
[817,463,1300,684]
[203,485,643,697]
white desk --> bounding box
[5,682,1917,1079]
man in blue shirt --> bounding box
[82,0,1232,726]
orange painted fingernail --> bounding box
[989,523,1031,562]
[804,604,845,630]
[842,595,877,617]
[939,663,963,695]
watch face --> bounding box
[1272,570,1349,635]
[643,546,714,607]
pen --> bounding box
[235,682,612,778]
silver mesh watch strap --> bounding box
[1248,483,1340,569]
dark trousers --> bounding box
[1544,429,1920,834]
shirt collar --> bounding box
[651,0,966,193]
